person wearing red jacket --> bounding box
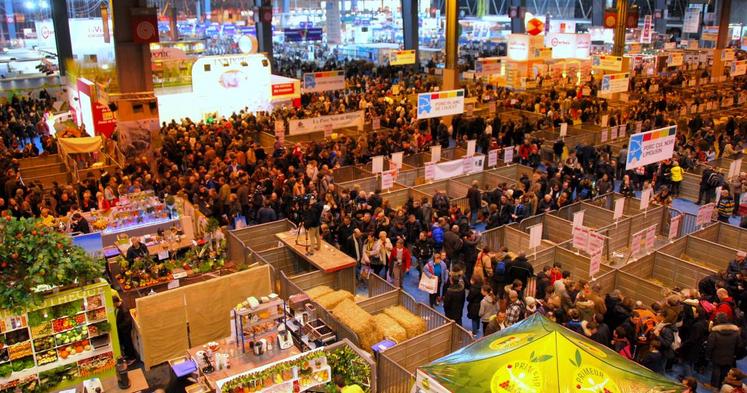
[710,288,735,322]
[389,238,411,288]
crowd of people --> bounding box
[2,54,747,391]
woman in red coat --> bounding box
[389,238,411,288]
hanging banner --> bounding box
[601,73,630,94]
[696,203,715,226]
[529,224,543,249]
[288,111,364,135]
[640,15,653,43]
[431,145,442,162]
[488,149,498,167]
[668,214,682,240]
[613,198,625,220]
[417,89,465,119]
[301,70,345,93]
[731,60,747,76]
[381,170,395,190]
[390,49,416,65]
[589,250,602,277]
[625,125,677,170]
[433,158,465,180]
[683,8,701,33]
[476,57,502,76]
[591,55,623,71]
[503,146,514,163]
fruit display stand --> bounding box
[0,280,120,392]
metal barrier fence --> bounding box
[669,208,701,237]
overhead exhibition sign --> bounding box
[302,70,345,93]
[600,73,630,94]
[288,111,364,135]
[416,89,465,120]
[591,55,623,71]
[625,126,677,170]
[390,50,416,65]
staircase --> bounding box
[18,154,72,189]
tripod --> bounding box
[295,222,312,256]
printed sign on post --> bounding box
[645,225,657,251]
[572,226,590,253]
[601,129,608,143]
[588,231,605,255]
[696,203,715,227]
[529,224,543,250]
[668,214,682,240]
[630,230,643,257]
[613,198,625,220]
[504,147,514,164]
[463,156,473,174]
[391,151,404,168]
[640,188,652,210]
[573,210,585,228]
[424,162,435,181]
[466,140,476,157]
[488,149,498,167]
[589,251,602,277]
[372,155,384,174]
[372,117,381,130]
[274,120,285,144]
[431,145,442,162]
[559,123,568,137]
[381,170,395,190]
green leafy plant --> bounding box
[0,217,104,312]
[324,346,371,393]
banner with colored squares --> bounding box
[302,70,345,93]
[591,55,623,71]
[476,57,502,76]
[390,50,416,65]
[417,89,465,120]
[626,125,677,170]
[600,72,630,94]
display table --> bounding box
[113,234,194,257]
[186,337,301,391]
[69,369,149,393]
[275,231,356,273]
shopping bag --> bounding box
[360,265,371,280]
[418,273,438,294]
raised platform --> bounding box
[275,230,356,273]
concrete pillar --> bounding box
[511,0,525,33]
[170,5,178,41]
[257,1,274,59]
[712,0,732,77]
[612,0,629,56]
[592,0,605,26]
[205,0,212,19]
[4,0,15,42]
[442,0,458,125]
[50,0,73,76]
[654,0,667,33]
[112,0,153,92]
[402,0,420,66]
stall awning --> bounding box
[59,136,103,154]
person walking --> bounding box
[478,285,499,334]
[706,313,743,389]
[423,253,448,307]
[388,238,411,288]
[466,276,485,336]
[443,271,466,326]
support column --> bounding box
[592,0,605,26]
[50,0,73,76]
[169,5,178,41]
[402,0,420,66]
[4,0,15,43]
[256,0,274,59]
[112,0,153,92]
[711,0,732,77]
[442,0,458,90]
[510,0,525,33]
[612,0,629,56]
[654,0,667,33]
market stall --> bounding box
[691,221,747,251]
[621,251,716,290]
[657,235,742,272]
[413,314,684,393]
[513,213,573,244]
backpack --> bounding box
[707,172,724,187]
[494,258,507,275]
[618,344,633,360]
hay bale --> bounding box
[332,299,382,352]
[315,290,353,310]
[373,313,407,343]
[383,305,426,338]
[305,285,334,299]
